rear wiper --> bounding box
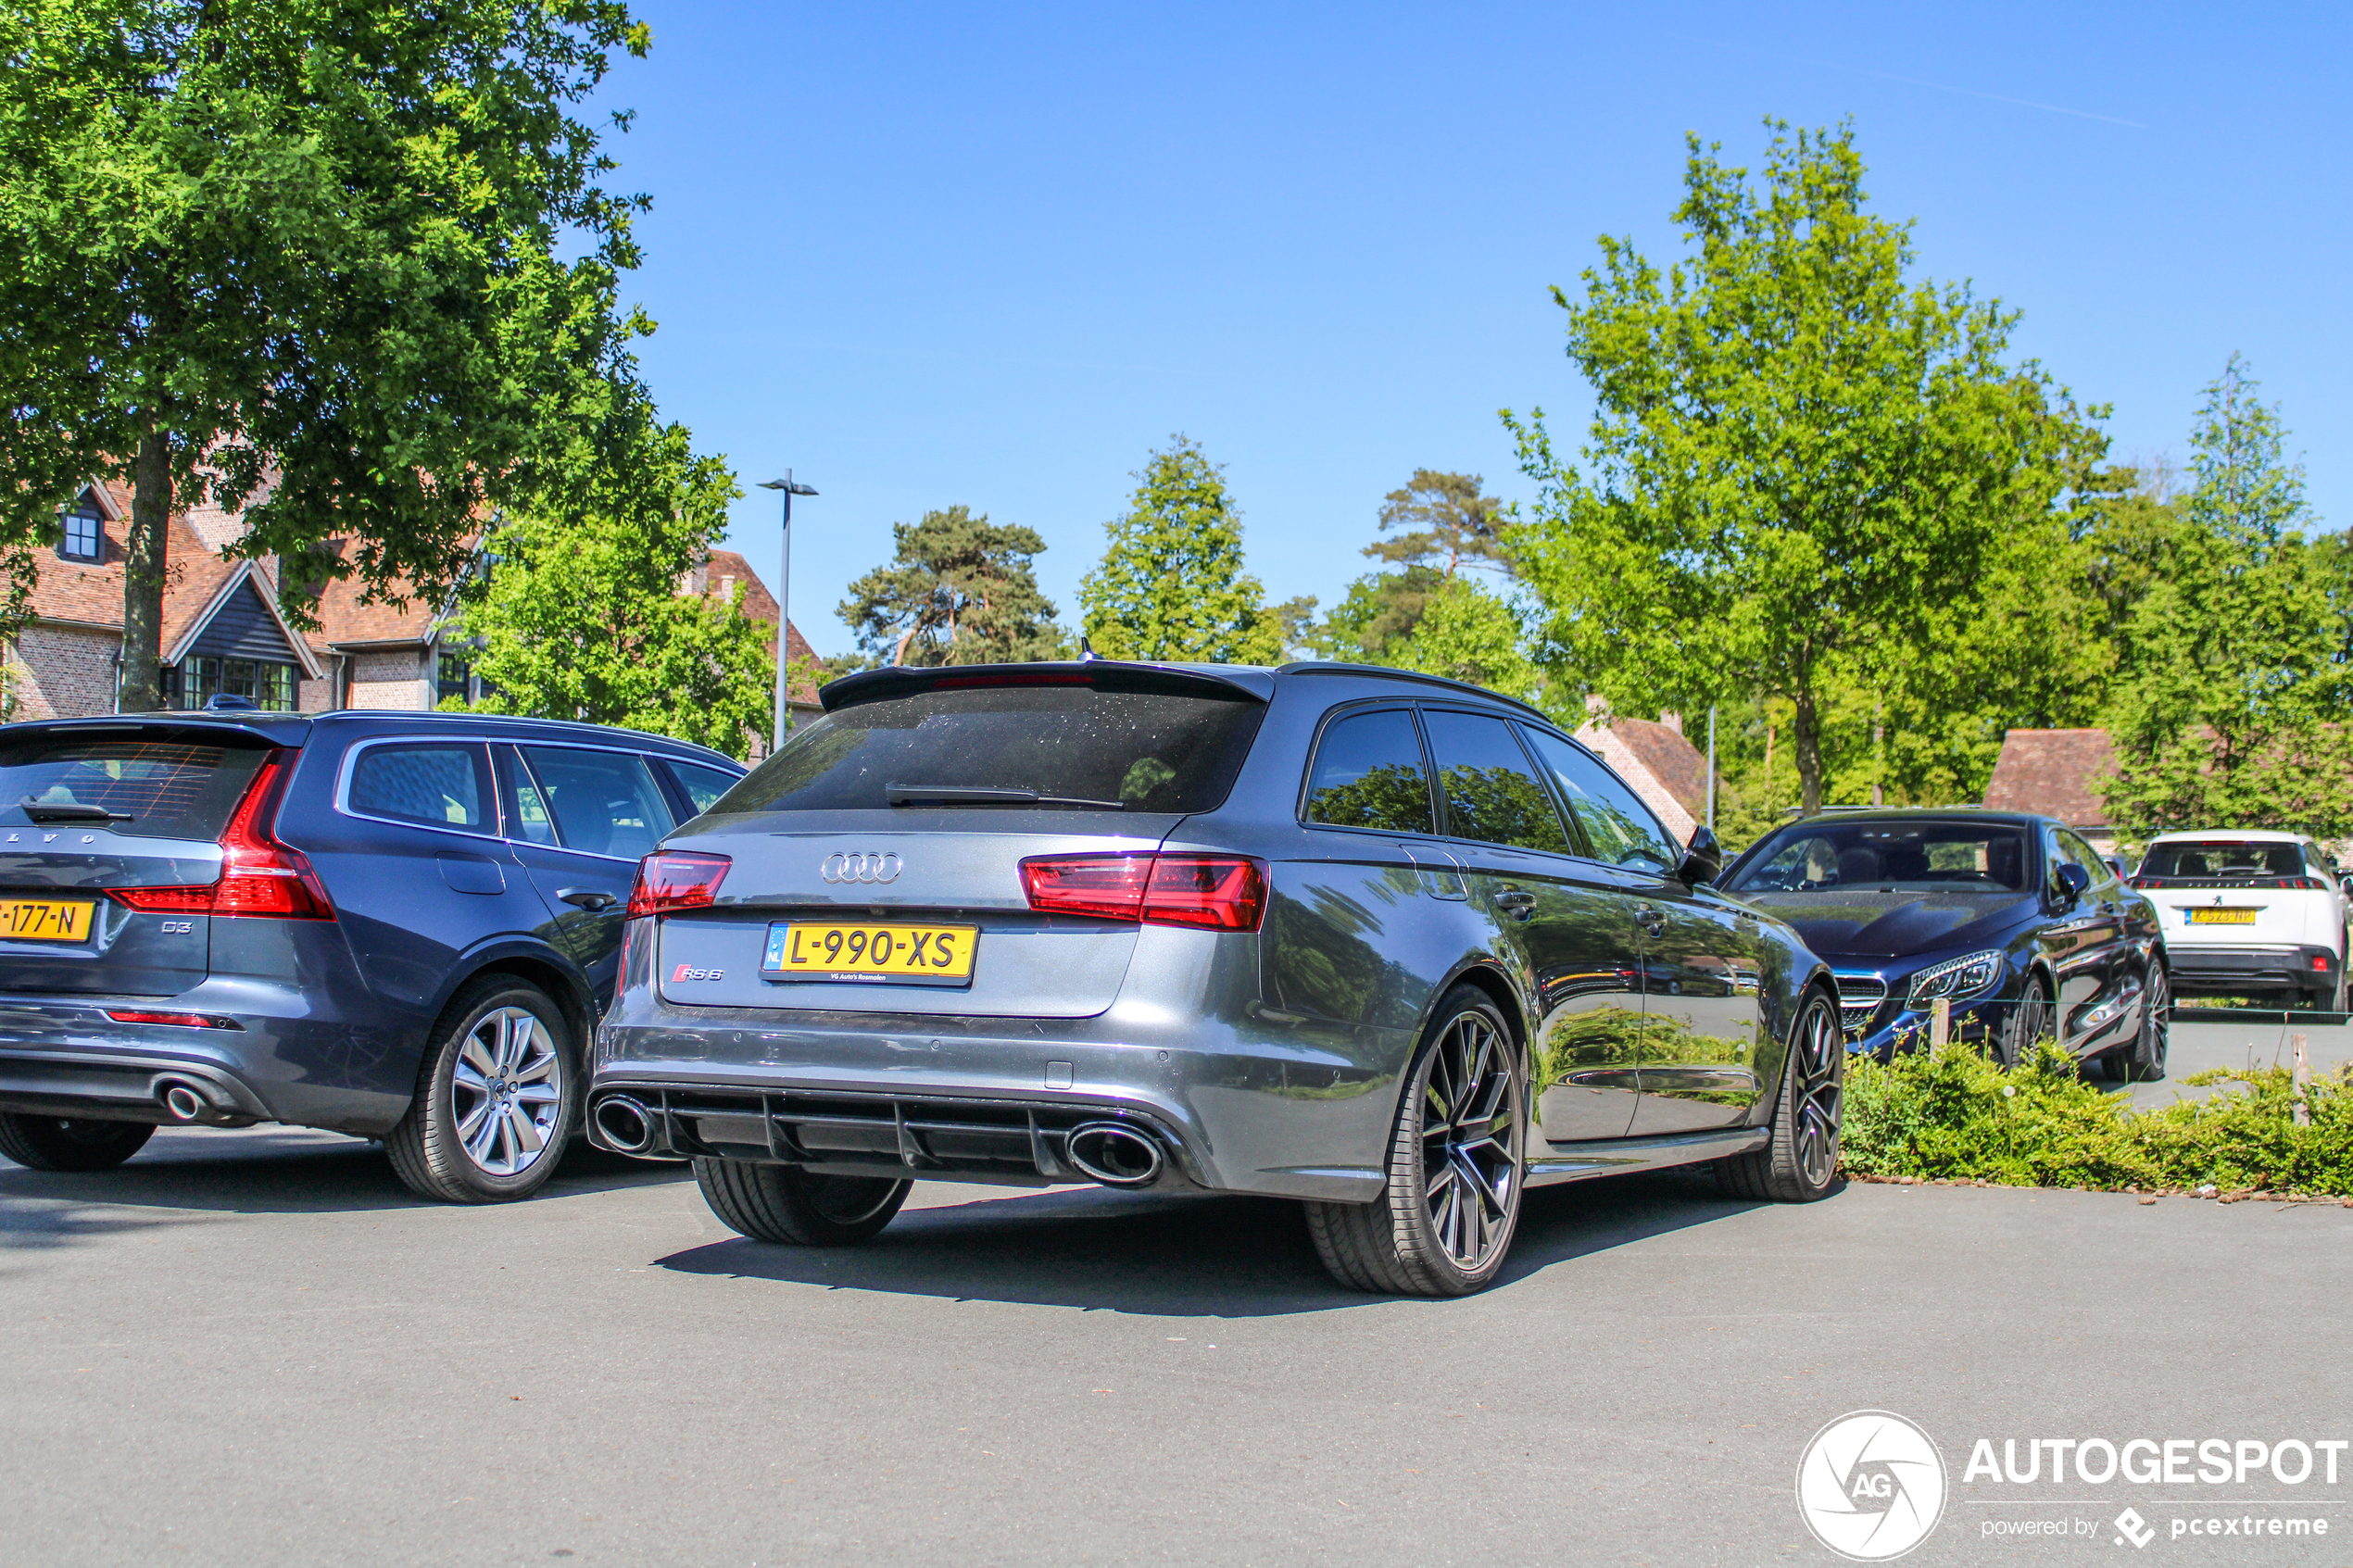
[20,797,132,824]
[886,784,1125,810]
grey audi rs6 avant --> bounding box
[587,660,1844,1296]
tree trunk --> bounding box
[1793,690,1825,816]
[121,421,171,712]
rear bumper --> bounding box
[2165,944,2336,995]
[0,987,410,1134]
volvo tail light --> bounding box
[627,851,732,918]
[107,751,333,920]
[1020,853,1268,932]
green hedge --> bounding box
[1839,1042,2353,1196]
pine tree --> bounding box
[1078,436,1279,664]
[839,506,1061,667]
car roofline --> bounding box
[307,709,742,766]
[1273,661,1554,723]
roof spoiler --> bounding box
[819,659,1276,714]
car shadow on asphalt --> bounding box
[0,1127,690,1229]
[655,1167,1771,1317]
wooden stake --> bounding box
[2294,1032,2311,1127]
[1931,997,1950,1051]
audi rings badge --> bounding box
[822,851,903,884]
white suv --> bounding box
[2129,830,2350,1010]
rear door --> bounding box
[498,744,675,1001]
[1422,709,1648,1145]
[0,726,275,997]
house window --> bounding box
[178,657,296,712]
[59,496,105,562]
[436,651,472,706]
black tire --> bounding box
[1303,985,1526,1298]
[2123,963,2170,1082]
[1718,987,1843,1203]
[0,1114,155,1173]
[385,978,576,1204]
[1998,973,2053,1070]
[695,1158,910,1245]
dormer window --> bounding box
[59,494,106,562]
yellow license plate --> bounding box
[2189,908,2259,924]
[762,922,977,985]
[0,898,94,942]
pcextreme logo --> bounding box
[1796,1410,1949,1562]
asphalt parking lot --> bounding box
[6,1097,2350,1568]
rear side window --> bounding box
[521,747,674,860]
[1303,709,1433,834]
[1518,727,1678,873]
[0,734,268,841]
[710,686,1265,816]
[667,760,742,816]
[1422,710,1571,856]
[347,743,495,835]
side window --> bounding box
[1517,727,1678,873]
[520,746,675,861]
[1302,708,1435,834]
[346,743,495,835]
[2061,831,2120,892]
[668,759,743,816]
[1421,709,1571,856]
[2052,830,2110,895]
[492,746,560,847]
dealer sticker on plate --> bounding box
[761,922,978,985]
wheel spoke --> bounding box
[506,1103,545,1156]
[453,1060,491,1094]
[516,1047,559,1085]
[459,1033,498,1081]
[456,1098,492,1141]
[465,1102,502,1163]
[514,1082,560,1106]
[1426,1162,1458,1205]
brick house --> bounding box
[1575,710,1714,845]
[4,478,820,738]
[1982,728,2121,857]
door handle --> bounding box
[557,887,617,911]
[1493,889,1538,922]
[1634,903,1667,939]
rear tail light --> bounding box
[627,851,732,918]
[107,751,333,920]
[1020,853,1268,932]
[105,1010,241,1029]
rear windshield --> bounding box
[2138,841,2312,881]
[707,686,1267,816]
[0,734,270,841]
[1730,820,2031,894]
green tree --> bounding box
[449,386,771,759]
[1504,119,2106,815]
[839,506,1061,667]
[2100,358,2353,830]
[1079,436,1280,664]
[0,0,648,709]
[1317,470,1513,662]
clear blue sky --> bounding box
[591,1,2352,659]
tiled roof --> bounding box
[691,549,817,701]
[1982,729,2118,826]
[24,479,241,650]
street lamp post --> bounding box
[755,472,818,757]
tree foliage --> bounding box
[2098,357,2353,831]
[449,386,770,759]
[0,0,649,707]
[1079,436,1279,664]
[1314,471,1513,664]
[839,506,1060,667]
[1504,119,2106,814]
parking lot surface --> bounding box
[4,1124,2348,1567]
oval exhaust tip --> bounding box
[158,1082,207,1123]
[594,1097,654,1154]
[1065,1121,1164,1186]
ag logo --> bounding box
[1795,1410,1947,1561]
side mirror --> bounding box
[1678,823,1723,886]
[2056,862,2092,906]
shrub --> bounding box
[1840,1042,2353,1195]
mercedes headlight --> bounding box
[1906,949,2005,1006]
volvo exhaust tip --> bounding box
[594,1096,655,1155]
[157,1080,208,1123]
[1065,1122,1164,1186]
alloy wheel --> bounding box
[2142,967,2171,1077]
[450,1006,564,1177]
[1790,997,1843,1189]
[1419,1010,1522,1272]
